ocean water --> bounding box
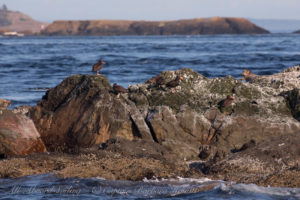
[0,174,300,200]
[0,34,300,199]
[0,34,299,107]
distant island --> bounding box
[41,17,269,36]
[0,4,270,36]
[0,4,48,35]
[294,30,300,33]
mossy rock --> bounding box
[209,76,238,95]
[40,74,112,111]
[129,93,148,106]
[147,90,192,111]
[234,84,262,100]
[234,101,260,115]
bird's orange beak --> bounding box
[229,96,234,100]
[179,76,183,80]
[101,61,106,64]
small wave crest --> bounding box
[216,183,300,199]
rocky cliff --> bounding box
[0,5,48,33]
[41,17,269,36]
[1,65,300,187]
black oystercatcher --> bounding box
[92,59,105,75]
[145,75,161,84]
[155,76,165,88]
[113,83,128,99]
[218,95,234,113]
[166,76,183,93]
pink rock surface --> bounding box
[0,110,47,157]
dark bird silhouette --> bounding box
[166,76,183,93]
[155,76,165,88]
[113,83,128,99]
[92,59,105,75]
[218,95,234,113]
[218,95,234,108]
[145,75,161,84]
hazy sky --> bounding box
[1,0,300,22]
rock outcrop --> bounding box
[1,65,300,187]
[30,66,300,162]
[0,110,47,157]
[201,133,300,187]
[30,75,153,151]
[41,17,269,36]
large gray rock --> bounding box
[31,66,300,163]
[30,75,153,151]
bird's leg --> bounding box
[96,71,100,75]
[116,93,120,99]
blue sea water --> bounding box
[0,34,300,199]
[0,174,300,200]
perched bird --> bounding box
[113,83,128,99]
[155,76,165,88]
[166,76,183,93]
[145,75,161,84]
[218,95,234,113]
[241,69,257,82]
[92,59,106,75]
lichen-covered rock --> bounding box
[31,66,300,163]
[202,132,300,187]
[0,110,46,157]
[2,66,300,187]
[12,105,32,116]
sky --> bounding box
[1,0,300,22]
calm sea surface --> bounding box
[0,34,300,199]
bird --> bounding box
[155,76,165,88]
[92,59,106,75]
[166,76,183,93]
[145,75,161,84]
[241,69,257,82]
[113,83,128,99]
[218,95,234,113]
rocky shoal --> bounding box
[0,65,299,187]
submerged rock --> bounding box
[0,110,47,157]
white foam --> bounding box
[143,176,216,184]
[219,182,300,198]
